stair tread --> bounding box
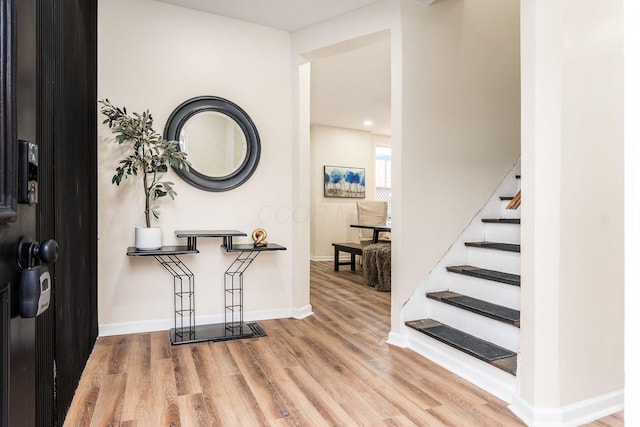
[405,319,517,375]
[481,218,520,224]
[500,196,514,201]
[465,241,520,253]
[492,356,518,375]
[427,291,520,326]
[446,265,520,286]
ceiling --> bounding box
[156,0,392,135]
[309,37,390,135]
[156,0,385,31]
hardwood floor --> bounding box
[64,261,623,426]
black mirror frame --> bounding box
[164,96,261,192]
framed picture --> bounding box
[323,165,365,198]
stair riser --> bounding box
[405,328,517,399]
[466,247,521,275]
[500,200,521,219]
[426,300,520,351]
[500,174,521,196]
[447,274,520,310]
[483,223,521,245]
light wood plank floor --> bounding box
[64,261,624,426]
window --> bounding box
[375,146,391,222]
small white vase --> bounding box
[135,226,162,250]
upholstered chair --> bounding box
[356,200,391,244]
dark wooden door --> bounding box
[1,0,39,425]
[1,0,97,425]
[0,0,37,426]
[41,0,98,423]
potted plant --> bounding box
[99,99,190,250]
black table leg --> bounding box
[153,254,195,344]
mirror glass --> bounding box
[179,111,247,177]
[164,96,261,192]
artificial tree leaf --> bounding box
[100,99,190,225]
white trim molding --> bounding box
[292,304,313,319]
[509,390,624,427]
[310,255,356,262]
[404,327,516,403]
[99,306,313,337]
[310,255,333,262]
[386,331,408,347]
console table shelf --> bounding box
[226,243,286,252]
[126,246,199,256]
[175,229,246,251]
[127,231,286,345]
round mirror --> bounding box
[164,96,260,192]
[179,111,247,177]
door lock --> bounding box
[17,236,59,269]
[18,140,38,205]
[16,236,59,318]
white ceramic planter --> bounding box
[135,226,162,250]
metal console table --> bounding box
[126,245,199,344]
[222,242,286,338]
[175,230,286,344]
[128,230,286,345]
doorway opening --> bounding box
[305,31,392,319]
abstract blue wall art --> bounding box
[323,166,365,198]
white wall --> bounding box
[292,1,398,57]
[394,0,521,333]
[309,125,390,259]
[625,0,640,424]
[98,0,300,333]
[291,61,312,312]
[514,0,624,423]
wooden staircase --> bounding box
[403,171,521,392]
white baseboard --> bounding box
[292,304,313,319]
[311,255,356,262]
[99,317,178,336]
[311,255,333,261]
[510,389,624,427]
[387,330,408,347]
[99,306,310,337]
[309,253,359,262]
[404,327,516,404]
